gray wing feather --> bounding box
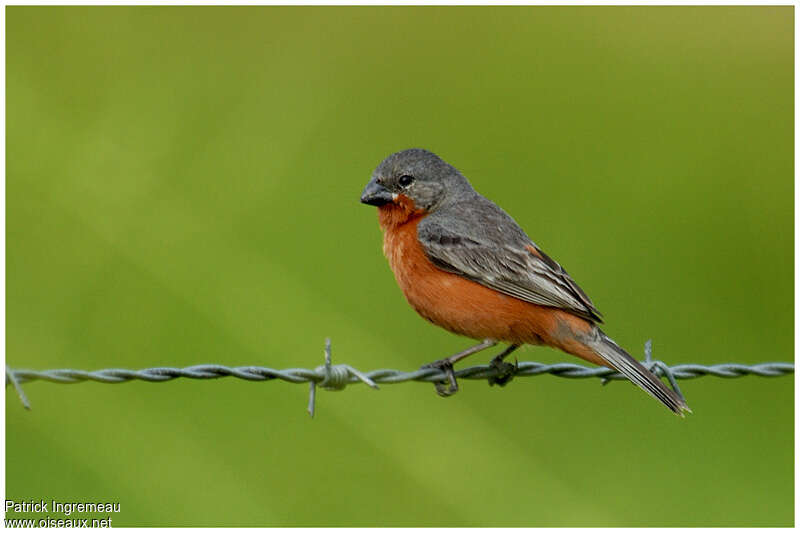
[418,197,603,323]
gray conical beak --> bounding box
[360,179,394,206]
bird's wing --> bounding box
[417,207,603,323]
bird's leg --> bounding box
[421,339,498,397]
[488,344,520,387]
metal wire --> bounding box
[5,339,793,416]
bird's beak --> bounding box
[360,178,394,207]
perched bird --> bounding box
[360,148,690,416]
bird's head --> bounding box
[360,148,470,229]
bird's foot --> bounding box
[486,344,521,387]
[420,358,459,397]
[488,356,518,387]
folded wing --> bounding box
[417,207,603,324]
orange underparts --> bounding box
[377,194,607,367]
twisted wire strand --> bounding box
[6,360,793,386]
[6,338,793,415]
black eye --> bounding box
[398,175,414,188]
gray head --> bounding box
[360,148,473,212]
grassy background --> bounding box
[6,6,793,526]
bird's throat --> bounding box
[377,194,426,230]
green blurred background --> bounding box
[6,6,793,527]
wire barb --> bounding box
[6,340,793,414]
[308,338,378,418]
[6,365,31,410]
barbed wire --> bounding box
[5,339,794,416]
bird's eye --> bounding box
[398,175,414,188]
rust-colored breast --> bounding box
[381,221,589,357]
[375,196,604,366]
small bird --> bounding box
[360,148,690,416]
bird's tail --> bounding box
[587,329,691,417]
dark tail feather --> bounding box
[589,329,691,417]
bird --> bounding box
[360,148,690,416]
